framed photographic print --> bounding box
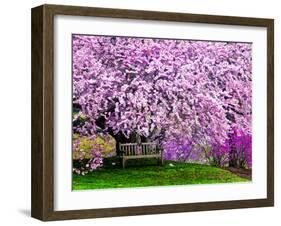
[31,4,274,221]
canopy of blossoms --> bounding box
[72,35,252,157]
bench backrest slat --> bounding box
[120,142,159,156]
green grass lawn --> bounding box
[73,158,249,190]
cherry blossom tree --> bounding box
[72,35,252,157]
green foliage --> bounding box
[72,134,116,160]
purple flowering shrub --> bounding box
[202,129,252,168]
[162,128,252,169]
[228,129,252,169]
[204,142,230,167]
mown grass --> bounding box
[72,158,249,190]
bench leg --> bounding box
[160,151,164,165]
[122,158,126,169]
[119,156,122,166]
[157,157,163,165]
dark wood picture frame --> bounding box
[31,4,274,221]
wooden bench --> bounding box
[119,142,163,168]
